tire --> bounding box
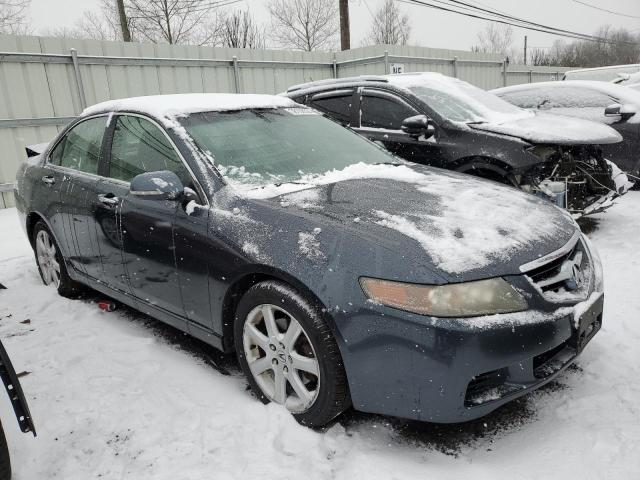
[32,221,83,298]
[0,420,11,480]
[234,280,350,427]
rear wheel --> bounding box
[234,281,350,427]
[33,221,82,298]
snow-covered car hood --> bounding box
[468,113,623,145]
[266,164,578,280]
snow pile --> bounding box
[298,228,325,261]
[279,189,322,209]
[1,194,640,478]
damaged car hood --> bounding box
[468,113,622,145]
[267,164,578,281]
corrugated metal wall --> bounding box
[0,34,570,207]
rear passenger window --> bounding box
[50,117,106,174]
[108,115,192,187]
[360,95,417,129]
[311,95,352,125]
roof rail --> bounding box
[286,75,388,93]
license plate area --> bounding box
[571,294,604,352]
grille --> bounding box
[524,237,592,302]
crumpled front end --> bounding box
[518,144,632,217]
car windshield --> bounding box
[396,76,529,123]
[179,108,395,188]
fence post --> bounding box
[502,58,507,87]
[384,50,389,74]
[232,55,241,93]
[528,69,533,83]
[332,54,337,78]
[453,56,458,78]
[556,71,560,81]
[70,48,87,110]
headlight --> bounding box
[359,277,528,317]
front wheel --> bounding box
[234,281,350,427]
[32,221,82,298]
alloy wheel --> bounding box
[35,230,61,288]
[242,304,320,413]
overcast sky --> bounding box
[27,0,640,53]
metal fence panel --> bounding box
[0,35,573,207]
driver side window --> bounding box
[108,115,194,188]
[360,93,418,130]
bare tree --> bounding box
[532,26,640,67]
[0,0,30,34]
[219,10,264,48]
[267,0,338,51]
[125,0,223,45]
[471,23,514,57]
[364,0,410,46]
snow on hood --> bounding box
[469,113,622,145]
[255,163,577,275]
[81,93,297,119]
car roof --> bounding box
[283,72,460,98]
[81,93,298,119]
[492,80,640,104]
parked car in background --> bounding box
[493,80,640,180]
[283,73,629,216]
[15,93,605,427]
[0,340,36,480]
[611,71,640,90]
[562,64,640,82]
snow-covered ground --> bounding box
[1,194,639,480]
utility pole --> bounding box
[117,0,132,42]
[524,35,528,65]
[339,0,350,51]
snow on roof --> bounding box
[493,80,640,105]
[81,93,297,119]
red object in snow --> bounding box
[98,301,116,312]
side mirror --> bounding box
[401,115,435,139]
[605,103,637,121]
[130,170,184,201]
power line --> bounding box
[441,0,628,42]
[572,0,640,19]
[396,0,638,45]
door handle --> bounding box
[41,175,55,185]
[98,193,119,206]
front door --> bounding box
[354,89,443,167]
[106,114,200,326]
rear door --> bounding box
[47,116,109,279]
[308,89,357,127]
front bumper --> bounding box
[335,293,603,423]
[574,161,633,217]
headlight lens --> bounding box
[359,277,528,317]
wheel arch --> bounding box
[452,156,514,183]
[220,266,330,353]
[25,211,48,249]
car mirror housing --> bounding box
[130,170,184,201]
[401,115,435,139]
[605,103,636,121]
